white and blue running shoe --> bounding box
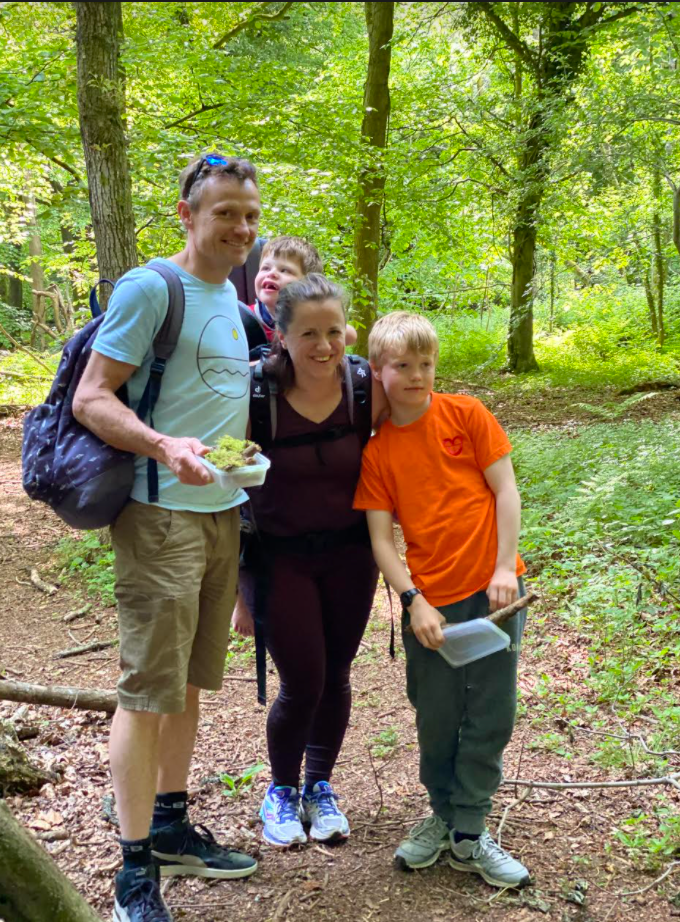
[300,781,350,842]
[260,784,307,848]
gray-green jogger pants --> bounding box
[402,580,526,834]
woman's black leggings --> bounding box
[260,541,377,788]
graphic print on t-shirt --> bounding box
[196,315,250,398]
[443,436,464,457]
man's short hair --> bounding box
[369,311,440,367]
[260,236,324,275]
[179,154,257,210]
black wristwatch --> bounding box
[400,587,422,610]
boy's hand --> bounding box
[409,595,446,650]
[487,567,518,612]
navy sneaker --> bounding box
[151,817,257,879]
[113,864,173,922]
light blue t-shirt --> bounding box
[93,258,250,512]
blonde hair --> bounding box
[369,312,439,367]
[260,236,324,275]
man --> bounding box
[74,154,261,922]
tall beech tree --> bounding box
[468,1,648,373]
[75,2,137,285]
[353,1,394,356]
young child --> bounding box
[353,312,530,889]
[248,236,357,355]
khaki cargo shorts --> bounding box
[110,500,240,714]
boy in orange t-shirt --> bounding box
[353,312,530,889]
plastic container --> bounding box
[438,618,509,668]
[201,452,271,491]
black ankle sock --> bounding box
[121,836,152,872]
[152,791,188,830]
[454,831,481,844]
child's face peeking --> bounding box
[254,255,305,313]
[374,349,436,412]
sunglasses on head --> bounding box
[183,153,230,199]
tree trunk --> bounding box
[352,1,394,357]
[507,113,541,373]
[476,2,639,373]
[0,679,116,714]
[75,1,137,293]
[0,801,102,922]
[24,192,47,351]
[644,269,659,338]
[652,166,665,346]
[673,184,680,258]
[0,720,55,795]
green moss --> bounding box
[207,435,260,471]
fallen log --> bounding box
[0,679,116,714]
[0,800,103,921]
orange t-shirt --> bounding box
[353,393,526,606]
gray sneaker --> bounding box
[394,814,450,870]
[448,830,531,888]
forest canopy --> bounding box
[0,0,679,384]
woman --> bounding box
[232,274,385,848]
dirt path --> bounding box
[1,417,678,922]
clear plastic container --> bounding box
[201,452,271,490]
[438,618,509,668]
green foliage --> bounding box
[226,632,255,668]
[55,530,117,606]
[370,727,399,758]
[514,420,680,732]
[0,351,56,405]
[613,807,680,869]
[221,762,265,799]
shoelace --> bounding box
[275,789,300,823]
[180,822,227,857]
[413,815,445,841]
[307,789,341,817]
[473,832,506,862]
[125,880,170,922]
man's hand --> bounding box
[409,595,446,650]
[487,567,518,612]
[232,595,255,637]
[159,436,213,486]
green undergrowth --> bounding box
[514,419,680,719]
[54,530,116,606]
[513,419,680,867]
[0,350,57,405]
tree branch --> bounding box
[163,102,226,129]
[503,774,680,792]
[472,3,537,71]
[591,4,647,30]
[213,1,294,50]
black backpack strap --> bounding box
[89,279,115,318]
[346,355,372,446]
[238,301,268,351]
[135,263,186,503]
[250,360,278,451]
